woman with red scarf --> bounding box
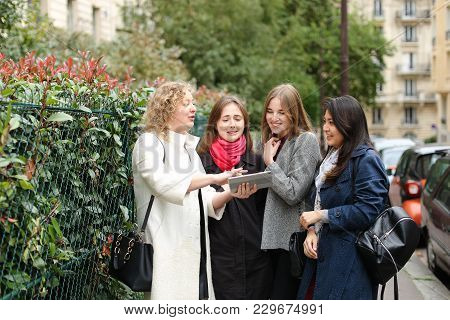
[197,96,272,299]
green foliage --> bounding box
[0,51,149,299]
[0,0,54,61]
[0,0,24,41]
[153,0,393,125]
[100,0,190,87]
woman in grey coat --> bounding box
[260,84,321,299]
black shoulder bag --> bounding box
[289,231,307,279]
[351,157,420,300]
[108,138,168,292]
[109,197,155,291]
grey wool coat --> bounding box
[260,131,321,250]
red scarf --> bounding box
[210,135,247,172]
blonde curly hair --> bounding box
[143,81,194,140]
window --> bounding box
[404,106,417,124]
[395,151,412,177]
[67,0,75,32]
[402,52,415,70]
[92,6,100,43]
[376,26,384,34]
[405,79,416,96]
[374,0,383,17]
[372,108,383,124]
[435,173,450,209]
[408,52,414,69]
[404,26,417,42]
[405,0,416,16]
[376,82,383,94]
[425,159,449,193]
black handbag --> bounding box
[351,157,420,299]
[109,195,155,292]
[288,231,307,279]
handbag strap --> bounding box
[379,274,398,300]
[352,155,399,300]
[139,136,166,233]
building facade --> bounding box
[432,0,450,142]
[352,0,438,141]
[39,0,125,42]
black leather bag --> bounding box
[289,231,307,279]
[351,157,420,299]
[356,206,420,286]
[109,195,155,292]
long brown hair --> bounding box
[323,95,374,182]
[260,83,312,143]
[197,95,253,154]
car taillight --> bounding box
[404,180,421,197]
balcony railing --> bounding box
[393,91,436,103]
[396,64,431,75]
[395,10,431,20]
[373,10,384,19]
[401,37,418,43]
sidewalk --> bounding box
[380,252,450,300]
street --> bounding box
[379,249,450,300]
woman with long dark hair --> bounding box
[297,95,388,300]
[197,95,271,299]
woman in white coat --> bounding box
[132,81,256,300]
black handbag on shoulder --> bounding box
[351,157,420,299]
[109,196,155,292]
[289,231,307,279]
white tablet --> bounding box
[228,171,272,193]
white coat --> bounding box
[132,130,224,300]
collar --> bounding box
[351,144,373,158]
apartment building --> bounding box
[39,0,125,42]
[432,0,450,142]
[352,0,437,141]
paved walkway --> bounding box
[380,251,449,300]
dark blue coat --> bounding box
[297,144,389,300]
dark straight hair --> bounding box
[323,95,373,182]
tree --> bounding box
[101,0,189,87]
[152,0,392,126]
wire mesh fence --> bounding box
[0,99,135,299]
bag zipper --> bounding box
[382,217,413,239]
[373,233,399,273]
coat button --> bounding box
[335,210,341,218]
[319,256,324,263]
[335,186,340,192]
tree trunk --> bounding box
[340,0,349,95]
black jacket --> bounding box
[200,149,272,299]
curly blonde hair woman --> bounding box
[132,81,256,299]
[143,81,194,139]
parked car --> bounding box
[389,144,450,228]
[380,145,415,183]
[373,138,416,183]
[421,154,450,276]
[373,138,416,151]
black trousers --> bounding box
[269,249,300,300]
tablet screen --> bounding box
[228,171,272,193]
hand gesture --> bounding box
[263,137,281,166]
[215,167,248,185]
[303,228,318,259]
[229,183,258,199]
[299,210,322,229]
